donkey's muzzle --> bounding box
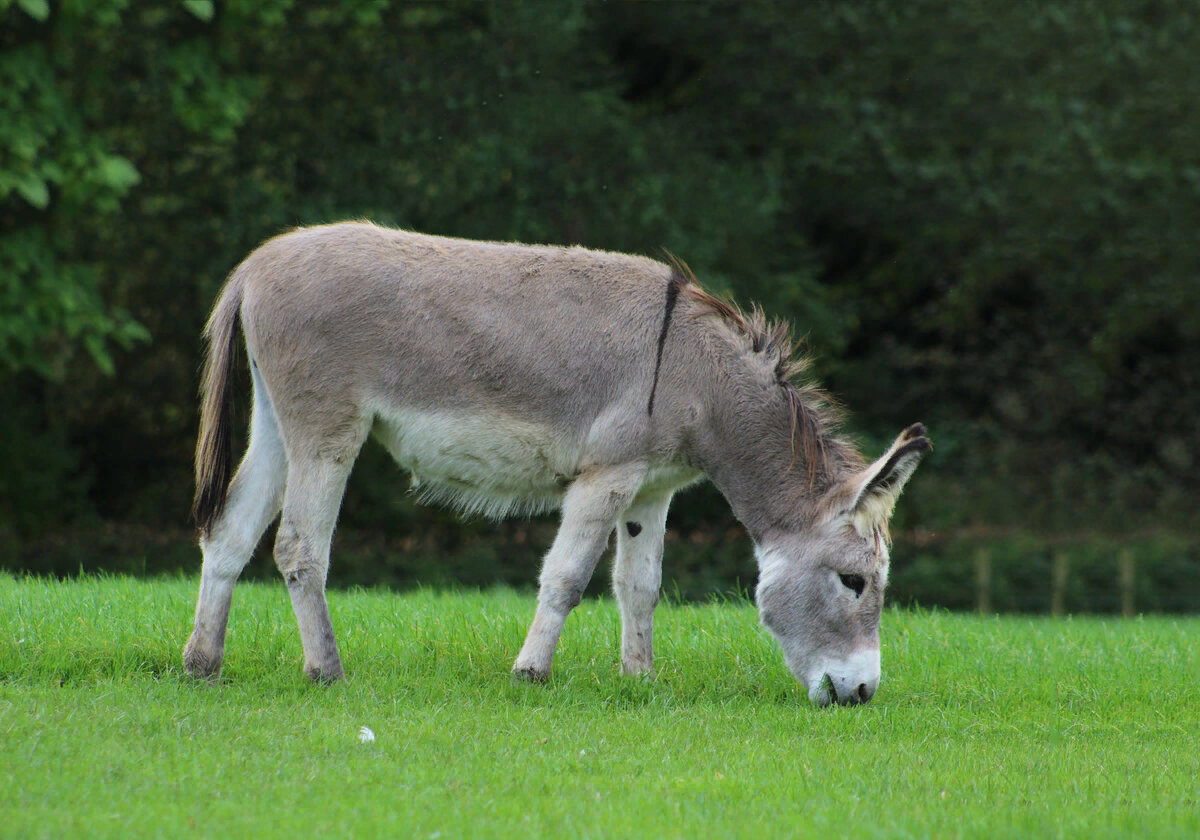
[811,661,880,707]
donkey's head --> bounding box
[755,423,930,706]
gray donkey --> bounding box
[185,221,930,706]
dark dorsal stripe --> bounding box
[647,271,687,416]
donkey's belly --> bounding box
[371,409,582,519]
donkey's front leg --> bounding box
[613,491,672,676]
[513,463,647,682]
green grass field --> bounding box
[1,572,1196,839]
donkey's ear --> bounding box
[846,423,931,521]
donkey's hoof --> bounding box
[182,645,222,681]
[511,665,550,684]
[305,662,345,684]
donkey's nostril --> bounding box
[856,682,874,703]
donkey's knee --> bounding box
[537,572,588,615]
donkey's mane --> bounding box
[668,261,865,486]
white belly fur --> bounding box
[371,408,703,519]
[372,409,583,519]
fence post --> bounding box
[975,547,992,615]
[1118,548,1136,618]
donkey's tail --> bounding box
[192,272,245,537]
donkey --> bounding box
[185,221,930,706]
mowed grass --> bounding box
[1,573,1196,839]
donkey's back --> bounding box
[239,222,671,414]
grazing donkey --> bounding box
[185,221,930,706]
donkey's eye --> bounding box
[838,573,866,597]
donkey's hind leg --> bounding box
[513,462,648,682]
[184,371,287,679]
[273,427,366,683]
[613,491,673,676]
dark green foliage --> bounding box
[0,0,1195,610]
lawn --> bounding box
[1,572,1196,838]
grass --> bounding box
[1,572,1197,839]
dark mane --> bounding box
[667,260,865,486]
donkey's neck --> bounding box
[686,354,857,545]
[696,408,818,543]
